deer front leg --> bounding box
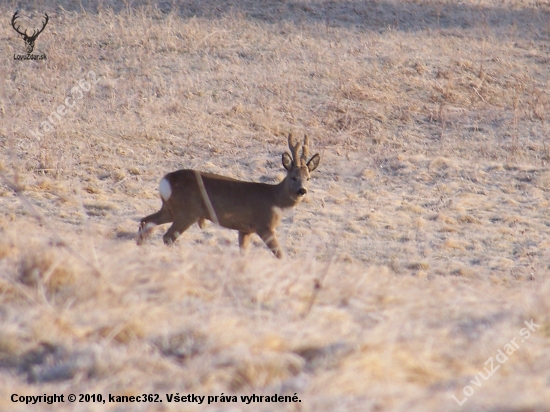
[258,229,284,259]
[163,213,198,245]
[137,204,173,245]
[238,231,252,254]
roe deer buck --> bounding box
[137,134,320,258]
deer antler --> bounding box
[32,13,49,39]
[288,133,302,166]
[11,11,26,37]
[11,11,48,40]
[301,134,309,164]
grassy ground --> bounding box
[1,0,550,410]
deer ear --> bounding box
[307,154,320,172]
[282,152,293,170]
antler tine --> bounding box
[288,133,301,166]
[34,13,49,37]
[11,11,27,36]
[301,134,309,162]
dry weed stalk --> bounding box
[301,255,335,319]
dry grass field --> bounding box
[1,0,550,410]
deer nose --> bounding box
[297,188,307,196]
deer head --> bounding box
[282,133,320,202]
[11,11,49,54]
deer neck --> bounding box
[274,177,300,209]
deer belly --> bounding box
[215,211,256,232]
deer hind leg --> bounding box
[137,203,173,245]
[198,217,207,229]
[162,212,198,245]
[258,229,284,259]
[238,231,252,254]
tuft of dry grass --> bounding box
[1,0,550,410]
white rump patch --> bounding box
[159,177,172,201]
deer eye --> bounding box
[291,177,297,181]
[307,178,310,181]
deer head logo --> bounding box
[11,11,49,54]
